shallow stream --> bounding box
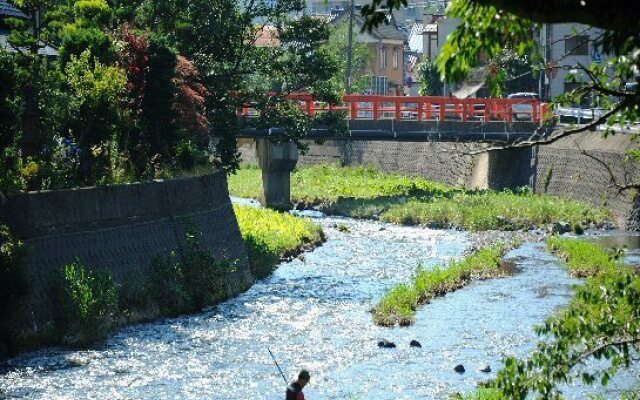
[1,208,638,399]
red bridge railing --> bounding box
[239,95,550,125]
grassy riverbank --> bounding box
[234,205,325,279]
[456,238,640,399]
[228,165,611,231]
[547,236,618,277]
[372,242,519,326]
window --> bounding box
[565,35,589,56]
[380,47,387,70]
[393,48,399,69]
[371,76,388,95]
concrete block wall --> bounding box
[533,132,640,229]
[239,132,640,229]
[241,139,485,188]
[0,172,252,341]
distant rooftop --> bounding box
[0,1,28,19]
[331,11,407,42]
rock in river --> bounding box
[377,339,396,348]
[409,340,422,348]
[478,364,491,373]
[453,364,465,373]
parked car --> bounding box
[507,92,539,121]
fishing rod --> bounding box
[267,347,288,384]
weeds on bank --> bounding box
[227,165,610,231]
[372,242,518,326]
[380,189,609,231]
[546,236,621,277]
[56,260,118,346]
[228,164,449,204]
[456,239,639,399]
[234,205,325,279]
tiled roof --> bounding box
[331,10,406,42]
[0,31,59,56]
[0,1,28,19]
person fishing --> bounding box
[285,369,310,400]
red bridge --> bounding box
[239,94,550,124]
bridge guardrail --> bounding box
[238,95,550,125]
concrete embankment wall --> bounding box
[239,130,640,228]
[0,172,252,348]
[532,131,640,230]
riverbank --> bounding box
[228,164,612,231]
[234,205,325,279]
[456,237,640,399]
[0,205,324,360]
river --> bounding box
[1,209,638,399]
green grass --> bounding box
[372,242,519,326]
[228,164,449,204]
[227,164,611,231]
[547,236,621,277]
[234,205,325,279]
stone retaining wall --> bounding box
[0,172,252,348]
[532,131,640,229]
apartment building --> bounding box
[422,15,606,100]
[541,23,606,100]
[332,11,407,95]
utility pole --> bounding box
[345,0,355,94]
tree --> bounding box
[321,21,372,95]
[417,60,442,96]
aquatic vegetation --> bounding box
[372,242,518,326]
[228,165,611,231]
[234,205,325,279]
[546,236,620,277]
[463,238,640,399]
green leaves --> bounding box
[473,238,640,399]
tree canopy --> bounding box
[0,0,344,193]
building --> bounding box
[422,14,607,100]
[541,23,607,101]
[332,11,407,95]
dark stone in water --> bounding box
[478,365,491,373]
[409,340,422,348]
[377,339,396,348]
[453,364,465,373]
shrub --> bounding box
[0,225,27,307]
[57,260,118,346]
[149,230,233,316]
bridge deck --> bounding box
[239,120,549,143]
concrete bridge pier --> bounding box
[256,138,298,210]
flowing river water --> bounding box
[1,206,639,399]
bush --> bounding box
[57,260,118,346]
[0,224,27,307]
[150,230,233,316]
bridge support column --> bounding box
[256,138,298,210]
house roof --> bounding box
[0,31,59,56]
[0,1,28,19]
[255,25,280,47]
[331,11,406,42]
